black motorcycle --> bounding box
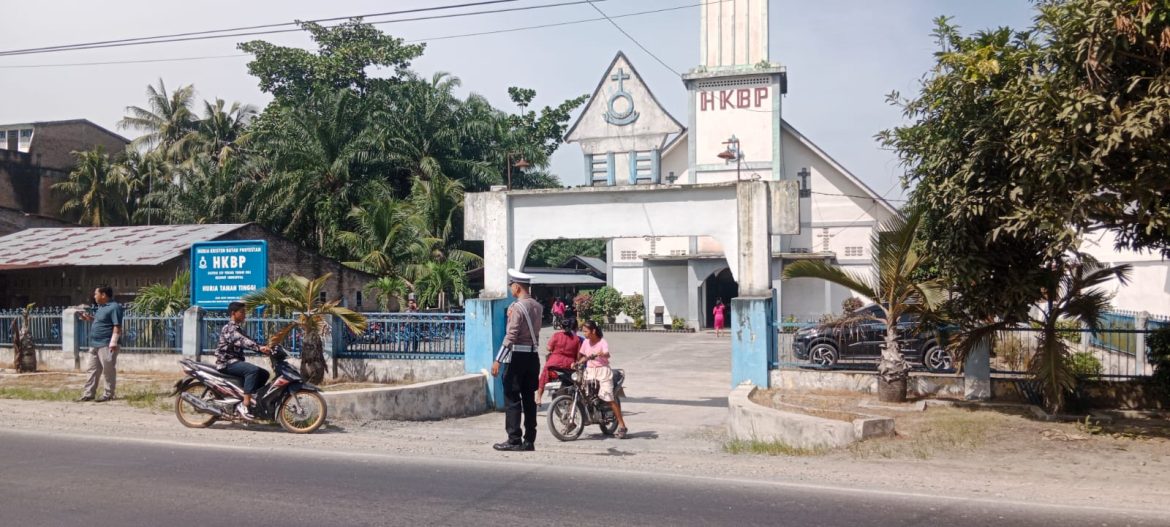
[546,363,625,441]
[171,346,328,434]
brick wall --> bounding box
[28,121,129,172]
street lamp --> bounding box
[506,152,530,191]
[717,135,743,180]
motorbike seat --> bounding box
[182,359,245,386]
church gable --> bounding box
[564,52,684,155]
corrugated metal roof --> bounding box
[0,224,247,269]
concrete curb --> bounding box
[727,384,895,450]
[323,373,490,421]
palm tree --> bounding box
[414,260,471,311]
[52,147,128,227]
[138,154,256,225]
[407,172,481,272]
[953,254,1130,412]
[118,78,196,158]
[243,273,366,384]
[783,211,947,402]
[337,197,422,277]
[116,148,170,225]
[364,276,412,312]
[134,271,190,316]
[176,98,257,165]
[255,88,376,255]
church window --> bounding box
[844,246,864,257]
[670,250,687,256]
[620,250,638,260]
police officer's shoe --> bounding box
[520,442,535,452]
[493,441,523,452]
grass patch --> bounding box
[850,407,1001,460]
[122,388,172,411]
[724,439,827,457]
[0,386,77,402]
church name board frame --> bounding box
[190,240,268,310]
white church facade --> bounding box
[562,0,898,329]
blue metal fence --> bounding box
[119,312,184,353]
[341,312,465,360]
[200,313,303,357]
[0,307,64,350]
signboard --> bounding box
[190,240,268,310]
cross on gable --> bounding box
[611,68,630,90]
[817,228,831,252]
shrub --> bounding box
[573,291,593,321]
[1055,319,1082,344]
[591,286,624,321]
[623,294,645,327]
[1068,351,1103,378]
[671,316,687,330]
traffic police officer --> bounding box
[492,269,543,452]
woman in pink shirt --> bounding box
[576,320,629,438]
[712,298,727,337]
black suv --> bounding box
[790,304,955,372]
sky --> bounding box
[0,0,1037,202]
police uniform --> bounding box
[493,269,543,451]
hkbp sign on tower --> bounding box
[190,240,268,309]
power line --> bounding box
[585,0,681,76]
[0,0,604,57]
[0,1,722,69]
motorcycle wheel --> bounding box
[548,395,584,441]
[277,390,328,434]
[598,404,619,436]
[174,381,218,428]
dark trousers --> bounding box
[503,352,540,444]
[220,361,269,394]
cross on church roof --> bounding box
[611,68,630,90]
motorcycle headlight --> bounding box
[571,372,581,383]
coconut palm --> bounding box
[364,276,412,312]
[952,254,1130,412]
[117,78,196,158]
[176,98,258,165]
[138,154,256,225]
[783,211,947,402]
[243,273,366,384]
[406,172,482,272]
[414,260,471,311]
[134,271,190,316]
[116,148,170,225]
[52,147,128,227]
[337,197,422,277]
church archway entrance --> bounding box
[703,268,738,329]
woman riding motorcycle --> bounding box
[536,318,581,405]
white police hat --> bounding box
[507,268,533,285]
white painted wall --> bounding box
[610,266,642,296]
[1080,230,1170,316]
[647,264,689,321]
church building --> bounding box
[563,0,898,329]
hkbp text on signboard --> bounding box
[191,240,268,309]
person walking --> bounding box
[491,269,543,452]
[77,286,124,402]
[713,298,727,337]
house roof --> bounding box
[520,270,606,287]
[0,119,130,145]
[0,224,248,270]
[561,255,606,274]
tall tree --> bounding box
[177,98,258,165]
[52,147,128,227]
[118,79,196,158]
[337,197,421,278]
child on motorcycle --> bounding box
[576,320,629,439]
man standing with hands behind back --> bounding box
[491,269,542,452]
[77,285,123,402]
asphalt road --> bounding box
[0,429,1159,527]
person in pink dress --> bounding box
[576,320,629,439]
[536,319,581,405]
[713,298,727,337]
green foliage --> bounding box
[573,291,593,322]
[239,19,425,103]
[524,239,606,268]
[52,147,128,227]
[243,273,367,384]
[623,294,645,328]
[134,271,190,316]
[1055,319,1082,345]
[1148,327,1170,395]
[414,260,471,311]
[1067,351,1103,378]
[670,316,687,331]
[364,276,411,311]
[590,287,624,321]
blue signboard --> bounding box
[190,240,268,310]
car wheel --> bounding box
[924,345,954,373]
[809,343,839,368]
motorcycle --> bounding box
[546,363,625,441]
[171,346,328,434]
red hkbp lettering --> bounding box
[700,87,771,111]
